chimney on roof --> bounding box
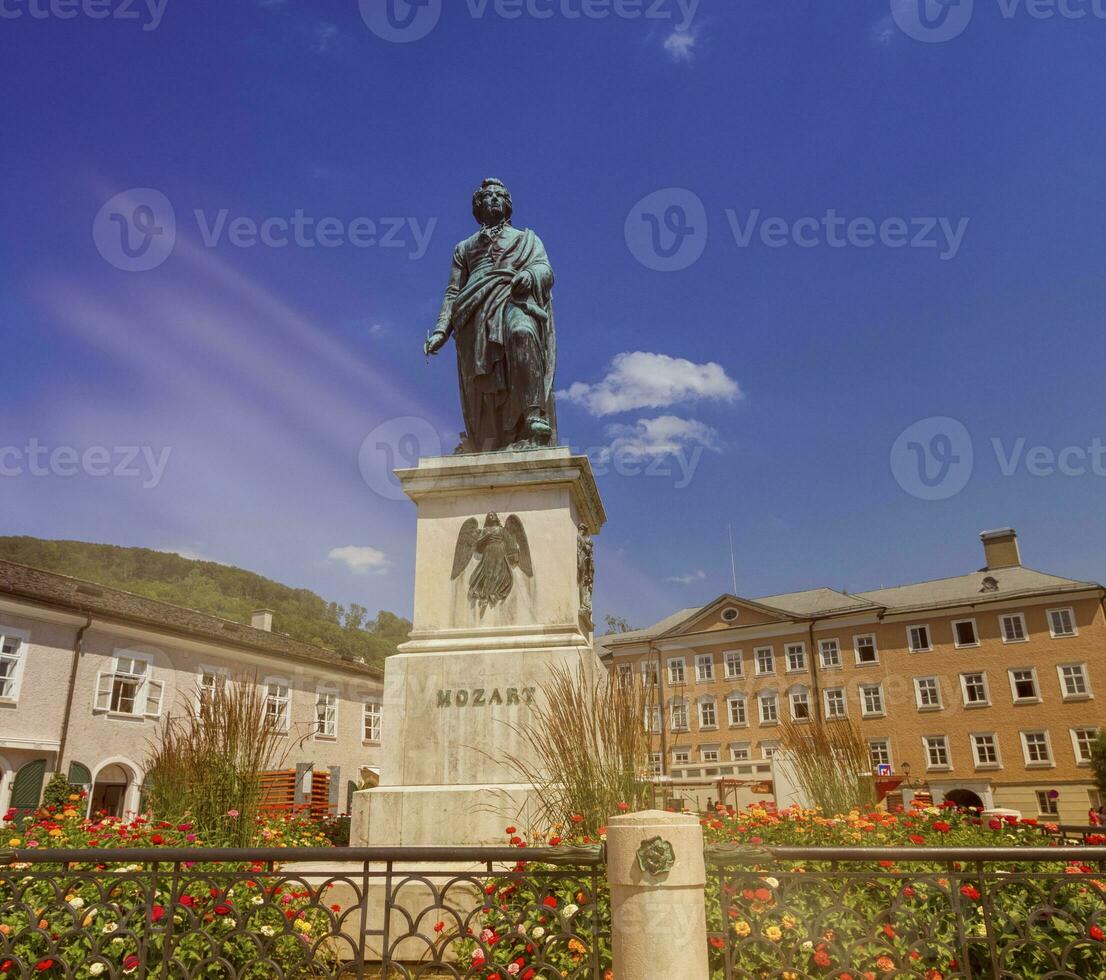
[980,528,1021,571]
[251,609,274,632]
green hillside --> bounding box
[0,537,409,666]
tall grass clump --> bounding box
[144,676,289,846]
[506,662,654,835]
[778,714,876,817]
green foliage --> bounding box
[41,772,75,809]
[1092,730,1106,799]
[0,536,410,667]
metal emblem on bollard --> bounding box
[636,836,676,878]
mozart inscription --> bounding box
[436,687,536,708]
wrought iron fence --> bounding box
[0,846,606,979]
[706,845,1106,979]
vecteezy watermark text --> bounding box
[891,0,1106,44]
[0,0,169,30]
[93,188,437,272]
[0,440,173,489]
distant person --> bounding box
[1090,806,1102,827]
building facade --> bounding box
[0,560,384,817]
[600,529,1104,824]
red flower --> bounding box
[214,904,231,916]
[1090,924,1105,942]
[150,904,165,922]
[933,822,951,833]
[709,936,725,949]
[35,961,53,973]
[150,834,164,845]
[988,819,1002,831]
[548,836,562,847]
[616,802,629,812]
[542,896,558,909]
[813,949,832,967]
[178,895,196,908]
[570,814,584,824]
[434,921,445,933]
[0,961,12,974]
[960,885,981,901]
[505,826,517,835]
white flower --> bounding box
[102,922,118,934]
[251,896,264,906]
[260,925,275,937]
[562,903,579,918]
[801,941,814,951]
[531,926,545,939]
[89,964,106,976]
[67,896,85,909]
[763,877,779,889]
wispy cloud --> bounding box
[560,351,741,417]
[663,29,697,63]
[600,415,722,462]
[328,545,391,576]
[871,15,898,46]
[312,22,339,55]
[666,569,706,584]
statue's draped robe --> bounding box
[436,226,557,452]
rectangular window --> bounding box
[790,689,810,720]
[1036,790,1059,817]
[860,683,884,717]
[644,704,662,734]
[724,650,743,678]
[1048,608,1077,638]
[755,647,775,675]
[1000,613,1028,643]
[758,691,778,724]
[1022,731,1052,766]
[264,680,290,731]
[961,672,989,707]
[785,644,807,673]
[1010,668,1039,703]
[701,745,720,764]
[617,663,633,682]
[761,741,780,760]
[1072,728,1098,764]
[673,748,690,765]
[696,655,715,682]
[819,638,841,668]
[907,625,932,653]
[668,658,686,685]
[671,702,689,731]
[1058,663,1090,700]
[854,634,878,665]
[727,695,747,727]
[729,742,750,762]
[925,735,950,769]
[198,666,230,708]
[953,619,979,648]
[642,661,660,686]
[972,733,1000,767]
[363,701,382,742]
[315,689,338,738]
[0,630,28,700]
[698,700,717,729]
[95,652,162,718]
[869,739,891,769]
[914,677,942,710]
[824,688,847,719]
[649,752,663,776]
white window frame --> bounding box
[869,739,892,770]
[907,624,932,653]
[1008,667,1041,704]
[999,612,1029,644]
[729,742,750,762]
[726,693,747,727]
[1047,607,1077,639]
[818,638,841,669]
[760,741,780,760]
[1057,663,1092,701]
[670,700,689,732]
[853,633,879,666]
[314,685,339,739]
[970,732,1001,769]
[723,650,744,679]
[785,643,807,673]
[952,618,980,649]
[914,676,943,711]
[617,663,633,682]
[1070,727,1098,766]
[667,657,686,685]
[924,735,951,771]
[649,752,663,776]
[1035,790,1060,817]
[1020,730,1054,767]
[700,744,720,764]
[363,699,382,743]
[673,747,690,765]
[262,676,291,732]
[0,626,30,702]
[824,687,847,719]
[95,650,162,719]
[754,647,775,676]
[697,698,718,730]
[695,654,715,683]
[197,664,231,708]
[641,660,660,686]
[757,690,779,725]
[859,682,885,718]
[644,703,662,734]
[960,671,990,708]
[789,686,811,721]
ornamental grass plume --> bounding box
[777,714,876,817]
[503,661,654,835]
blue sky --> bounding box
[2,0,1105,628]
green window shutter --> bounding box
[68,762,92,788]
[10,759,47,815]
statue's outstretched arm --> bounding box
[433,243,466,341]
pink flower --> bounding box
[227,809,240,819]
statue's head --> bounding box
[485,512,502,527]
[472,178,513,227]
[578,522,589,535]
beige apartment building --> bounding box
[0,560,384,818]
[599,529,1105,824]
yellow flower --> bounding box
[8,838,20,847]
[733,920,751,937]
[292,918,312,934]
[782,914,798,930]
[765,926,783,942]
[48,829,63,837]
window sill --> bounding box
[1062,694,1093,703]
[0,697,18,706]
[361,739,381,746]
[826,714,848,722]
[759,720,779,728]
[1049,632,1077,640]
[909,648,934,655]
[728,723,749,729]
[820,663,843,671]
[974,764,1002,771]
[699,725,718,732]
[1001,637,1030,645]
[854,660,880,668]
[954,642,981,650]
[1013,698,1042,706]
[964,702,991,709]
[917,705,944,713]
[926,766,953,773]
[1024,762,1055,769]
[861,712,886,720]
[314,734,338,742]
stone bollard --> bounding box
[606,810,709,980]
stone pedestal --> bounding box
[351,447,606,847]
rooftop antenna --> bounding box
[728,524,738,595]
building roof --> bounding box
[599,566,1101,651]
[0,559,383,679]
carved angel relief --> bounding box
[451,513,533,611]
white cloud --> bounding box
[560,351,741,417]
[328,545,391,576]
[599,415,722,463]
[663,29,697,62]
[871,15,897,45]
[666,570,706,585]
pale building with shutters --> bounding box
[0,560,384,818]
